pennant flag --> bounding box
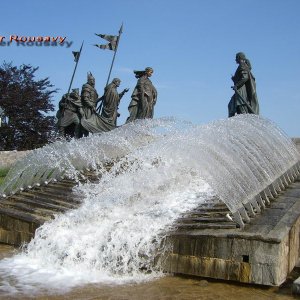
[94,33,118,51]
[72,51,80,62]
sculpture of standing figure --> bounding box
[126,67,157,123]
[80,72,99,136]
[81,78,128,133]
[56,88,83,138]
[81,72,99,118]
[101,78,129,126]
[228,52,259,117]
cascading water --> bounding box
[0,115,299,296]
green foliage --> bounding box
[0,168,9,185]
[0,62,57,150]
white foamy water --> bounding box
[0,117,214,296]
[0,115,298,296]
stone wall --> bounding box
[0,151,31,169]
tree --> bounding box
[0,62,57,150]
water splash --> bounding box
[0,119,163,196]
[0,115,299,296]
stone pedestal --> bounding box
[163,182,300,286]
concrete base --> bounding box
[163,181,300,286]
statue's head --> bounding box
[70,88,80,98]
[87,72,95,86]
[133,67,154,78]
[145,67,154,77]
[235,52,246,63]
[112,78,121,86]
[236,52,252,69]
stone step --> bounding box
[17,192,78,209]
[0,206,50,225]
[1,201,58,218]
[22,190,81,203]
[184,211,230,218]
[174,199,236,229]
[82,171,100,180]
[177,217,231,223]
[6,195,69,213]
[38,185,78,196]
[49,180,76,187]
[58,179,77,185]
[175,222,237,230]
[190,207,230,213]
[42,183,75,191]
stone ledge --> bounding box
[163,182,300,286]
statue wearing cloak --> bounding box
[81,72,99,119]
[228,52,259,117]
[81,78,128,133]
[126,67,157,122]
[56,88,83,138]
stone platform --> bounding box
[0,139,300,286]
[1,174,300,286]
[163,180,300,286]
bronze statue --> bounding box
[81,72,99,118]
[80,72,100,136]
[56,88,83,138]
[81,78,128,133]
[100,78,129,126]
[126,67,157,123]
[228,52,259,117]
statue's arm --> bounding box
[234,70,249,89]
[119,88,129,100]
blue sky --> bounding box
[1,0,299,136]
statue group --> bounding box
[56,67,157,138]
[56,51,260,139]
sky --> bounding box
[1,0,299,136]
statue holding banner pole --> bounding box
[90,23,129,130]
[94,23,124,115]
[81,78,129,133]
[56,41,84,138]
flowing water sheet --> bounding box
[0,115,298,296]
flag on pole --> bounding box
[94,24,123,90]
[94,33,118,51]
[72,51,80,62]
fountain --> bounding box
[1,115,299,227]
[0,115,299,295]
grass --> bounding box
[0,168,10,185]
